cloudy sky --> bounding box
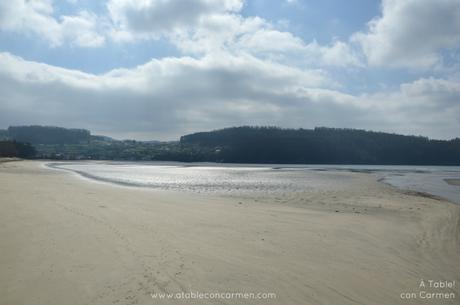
[0,0,459,140]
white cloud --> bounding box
[60,11,106,48]
[3,0,459,71]
[353,0,460,69]
[107,0,243,36]
[106,0,361,68]
[0,0,61,46]
[364,77,460,137]
[1,1,459,140]
[304,40,363,67]
[0,52,334,139]
[0,0,105,47]
[400,77,460,110]
[168,13,362,68]
[0,0,361,67]
[1,52,458,140]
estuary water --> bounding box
[48,162,460,204]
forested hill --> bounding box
[2,125,460,164]
[180,127,460,165]
[7,126,91,144]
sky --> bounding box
[0,0,459,140]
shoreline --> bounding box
[48,160,460,206]
[1,160,459,305]
[0,157,22,163]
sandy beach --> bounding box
[0,160,459,305]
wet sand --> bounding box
[445,179,460,186]
[0,160,459,305]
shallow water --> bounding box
[48,162,460,204]
[48,161,355,194]
[310,165,460,204]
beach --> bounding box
[0,160,459,305]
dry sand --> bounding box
[0,160,459,305]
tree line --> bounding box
[180,126,460,165]
[0,141,36,158]
[2,125,459,165]
[7,126,90,145]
